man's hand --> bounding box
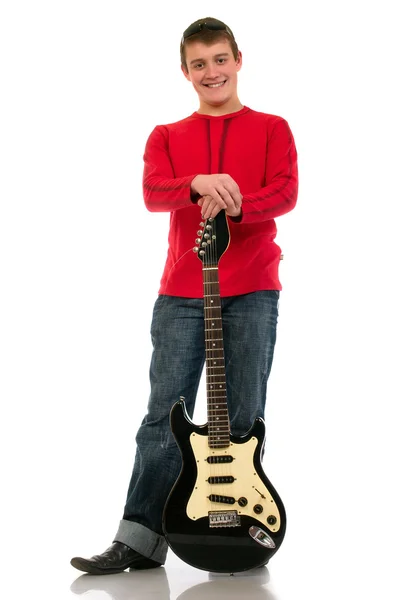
[191,174,242,219]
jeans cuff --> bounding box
[113,519,168,564]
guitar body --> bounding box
[162,399,286,572]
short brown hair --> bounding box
[180,17,239,72]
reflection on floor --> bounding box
[70,558,277,600]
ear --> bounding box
[236,50,243,72]
[181,64,191,81]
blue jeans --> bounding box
[114,291,279,563]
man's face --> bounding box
[182,40,242,109]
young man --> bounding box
[71,16,298,574]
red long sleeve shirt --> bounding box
[143,105,298,297]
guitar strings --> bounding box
[204,220,213,500]
[205,220,216,498]
[209,219,220,491]
[211,219,225,495]
[206,217,228,500]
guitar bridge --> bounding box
[209,510,241,528]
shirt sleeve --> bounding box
[142,125,198,212]
[239,118,298,224]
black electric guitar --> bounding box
[162,211,286,572]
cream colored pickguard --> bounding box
[187,432,281,533]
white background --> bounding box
[1,1,399,599]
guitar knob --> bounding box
[238,497,248,507]
[254,504,263,514]
[267,515,277,525]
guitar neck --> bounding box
[203,265,230,449]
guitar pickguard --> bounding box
[187,432,282,533]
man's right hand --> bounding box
[191,174,242,220]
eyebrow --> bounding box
[189,53,230,66]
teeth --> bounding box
[207,81,226,88]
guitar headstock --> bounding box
[193,212,230,266]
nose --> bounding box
[204,63,220,80]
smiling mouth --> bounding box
[203,80,227,88]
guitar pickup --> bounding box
[208,494,235,504]
[207,455,233,464]
[207,476,235,484]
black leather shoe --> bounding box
[70,542,162,574]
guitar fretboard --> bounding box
[203,266,230,449]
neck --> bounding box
[203,261,230,448]
[197,99,243,117]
